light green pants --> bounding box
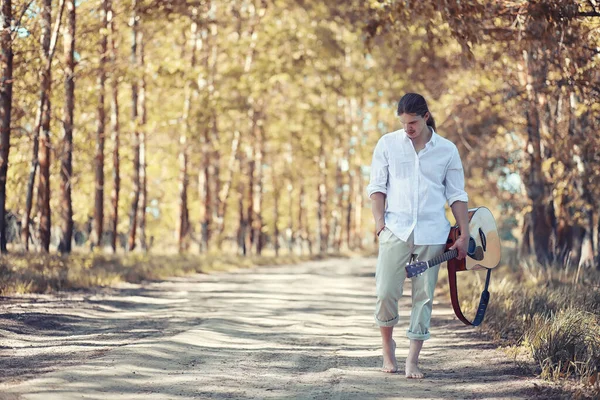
[374,228,446,340]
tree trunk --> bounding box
[299,183,312,255]
[177,17,198,253]
[345,98,359,250]
[353,166,363,249]
[199,126,211,253]
[272,167,280,257]
[345,172,354,250]
[127,0,140,252]
[331,138,343,253]
[137,32,147,252]
[229,0,267,255]
[21,0,65,250]
[207,9,221,246]
[197,2,217,253]
[521,48,552,265]
[555,195,572,265]
[38,0,59,252]
[252,110,265,255]
[59,0,76,253]
[245,149,255,255]
[0,0,13,253]
[297,182,304,254]
[216,129,240,245]
[91,0,107,251]
[287,179,294,254]
[107,0,120,253]
[21,124,39,250]
[578,209,594,269]
[576,109,595,269]
[519,212,533,260]
[317,137,329,254]
[597,217,600,270]
[237,167,246,255]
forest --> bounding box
[0,0,599,394]
[0,0,598,264]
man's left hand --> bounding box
[450,234,469,260]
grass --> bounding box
[437,245,600,397]
[0,251,337,296]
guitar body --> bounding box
[445,207,501,326]
[405,206,501,326]
[446,207,501,272]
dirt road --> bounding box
[1,257,546,399]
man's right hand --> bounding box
[376,219,385,236]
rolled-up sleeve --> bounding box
[444,147,469,206]
[366,137,389,198]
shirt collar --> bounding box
[429,129,439,146]
[401,128,438,147]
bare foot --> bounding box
[381,339,397,373]
[405,361,424,379]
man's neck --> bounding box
[410,127,433,151]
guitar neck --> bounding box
[428,249,458,268]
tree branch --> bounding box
[11,0,35,40]
[578,11,600,17]
[47,0,66,64]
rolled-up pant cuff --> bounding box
[407,330,431,341]
[375,314,399,327]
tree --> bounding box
[0,0,12,253]
[177,9,199,253]
[91,0,108,251]
[107,0,121,253]
[34,0,65,252]
[58,0,76,253]
[127,0,141,252]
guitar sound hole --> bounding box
[468,237,476,255]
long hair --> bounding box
[396,93,436,131]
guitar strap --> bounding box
[447,257,492,326]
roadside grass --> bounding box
[0,251,337,296]
[438,245,600,396]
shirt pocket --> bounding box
[392,159,413,180]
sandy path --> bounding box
[1,257,544,399]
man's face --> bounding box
[398,112,429,139]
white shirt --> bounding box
[366,128,468,245]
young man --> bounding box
[367,93,469,378]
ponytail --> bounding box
[426,113,436,131]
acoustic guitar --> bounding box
[405,206,501,326]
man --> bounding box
[367,93,469,378]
